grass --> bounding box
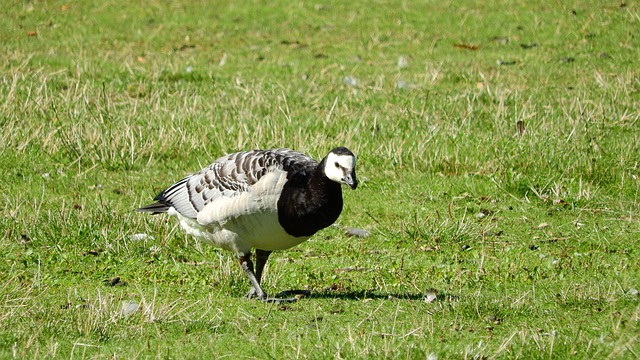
[1,0,639,358]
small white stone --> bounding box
[424,289,437,303]
[345,227,370,238]
[131,233,154,241]
[122,300,139,316]
[397,56,409,69]
[396,80,412,90]
[343,76,358,87]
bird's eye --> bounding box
[334,162,340,168]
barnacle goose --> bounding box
[138,147,358,301]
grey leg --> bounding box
[242,250,299,303]
[239,253,267,300]
[245,250,272,299]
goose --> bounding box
[138,147,358,301]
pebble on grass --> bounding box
[396,80,413,90]
[344,227,370,238]
[121,300,139,316]
[131,233,155,241]
[424,289,437,303]
[343,76,358,87]
[397,56,409,69]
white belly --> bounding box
[172,209,309,255]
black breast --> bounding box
[277,166,343,237]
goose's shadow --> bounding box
[278,289,457,302]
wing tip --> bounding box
[137,202,170,214]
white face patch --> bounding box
[323,152,356,187]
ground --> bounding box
[1,0,639,358]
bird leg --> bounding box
[254,249,272,285]
[239,253,267,300]
[243,250,270,299]
[242,250,298,303]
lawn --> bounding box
[1,0,639,358]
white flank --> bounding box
[169,169,309,255]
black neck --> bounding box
[277,159,344,237]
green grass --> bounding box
[1,0,639,358]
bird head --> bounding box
[323,147,358,190]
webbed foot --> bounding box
[246,289,310,303]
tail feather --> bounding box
[137,202,170,214]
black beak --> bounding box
[343,172,358,190]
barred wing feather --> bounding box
[138,149,317,220]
